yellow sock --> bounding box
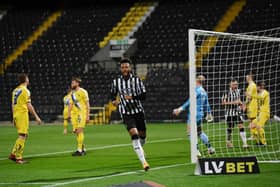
[12,138,25,159]
[77,132,84,152]
[259,128,266,145]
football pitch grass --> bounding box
[0,123,279,187]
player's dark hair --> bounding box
[257,81,265,87]
[18,73,28,84]
[120,58,131,64]
[72,77,82,84]
[230,78,237,83]
[247,72,254,80]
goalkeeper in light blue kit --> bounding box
[173,75,215,155]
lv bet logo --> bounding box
[198,157,260,175]
[204,161,256,174]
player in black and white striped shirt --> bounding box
[111,58,149,171]
[222,79,248,148]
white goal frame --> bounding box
[188,28,280,163]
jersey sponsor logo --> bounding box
[196,156,259,175]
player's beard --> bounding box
[122,71,130,80]
[71,85,77,90]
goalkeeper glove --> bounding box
[173,107,183,116]
[205,113,214,122]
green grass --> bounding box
[0,123,279,187]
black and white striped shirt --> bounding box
[111,73,146,115]
[222,88,241,116]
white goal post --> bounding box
[188,28,280,163]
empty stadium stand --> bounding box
[0,0,279,122]
[131,0,232,64]
[0,3,131,121]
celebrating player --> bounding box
[9,73,41,164]
[222,79,248,148]
[245,74,258,140]
[110,58,150,171]
[249,82,270,146]
[68,77,90,156]
[63,89,71,134]
[173,75,215,155]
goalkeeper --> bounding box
[173,75,215,155]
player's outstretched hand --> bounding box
[86,116,90,123]
[112,100,120,106]
[36,116,42,125]
[173,108,180,116]
[205,113,214,122]
[240,103,246,112]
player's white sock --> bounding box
[239,129,247,145]
[132,139,146,165]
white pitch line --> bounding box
[0,138,184,161]
[0,182,57,185]
[44,163,191,187]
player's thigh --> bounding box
[196,120,203,136]
[135,112,146,132]
[226,116,235,128]
[76,113,86,129]
[123,114,137,131]
[14,113,29,134]
[257,113,270,127]
[71,114,78,131]
[235,115,243,125]
[247,106,258,119]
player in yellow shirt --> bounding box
[63,89,71,134]
[250,82,270,146]
[245,74,258,139]
[68,77,90,156]
[9,74,41,164]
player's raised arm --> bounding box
[173,99,189,116]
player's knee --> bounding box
[139,135,146,140]
[197,126,202,136]
[18,133,27,139]
[238,123,244,128]
[139,131,146,139]
[131,134,139,140]
[76,128,83,134]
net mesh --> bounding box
[190,28,280,161]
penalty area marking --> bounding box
[0,138,184,161]
[43,163,191,187]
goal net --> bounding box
[188,28,280,163]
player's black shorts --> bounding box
[226,115,243,127]
[122,112,146,131]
